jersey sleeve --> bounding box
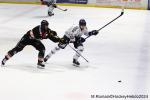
[64,26,79,42]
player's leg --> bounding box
[1,35,28,66]
[31,40,45,69]
[73,42,84,66]
[44,45,60,62]
[44,35,70,62]
[48,5,55,16]
[44,42,68,62]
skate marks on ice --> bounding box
[0,63,64,74]
[1,64,40,73]
[0,61,99,74]
[45,61,97,71]
[33,15,50,19]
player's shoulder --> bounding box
[32,25,40,31]
[71,26,79,30]
[33,25,40,29]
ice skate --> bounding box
[48,11,54,16]
[73,59,80,67]
[37,62,45,69]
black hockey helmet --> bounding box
[41,20,49,26]
[79,19,86,26]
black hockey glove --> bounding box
[89,30,99,36]
[61,35,70,44]
[52,4,57,8]
[51,31,57,36]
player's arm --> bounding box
[47,30,61,43]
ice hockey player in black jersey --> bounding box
[1,20,62,69]
[41,0,57,16]
[44,19,98,67]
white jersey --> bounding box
[65,26,89,42]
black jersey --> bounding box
[27,25,60,42]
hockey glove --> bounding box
[59,38,65,43]
[60,35,70,44]
[52,4,57,8]
[89,30,99,36]
[51,31,57,36]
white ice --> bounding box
[0,3,150,100]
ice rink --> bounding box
[0,3,150,100]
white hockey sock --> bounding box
[47,46,60,58]
[73,46,84,61]
[48,5,54,13]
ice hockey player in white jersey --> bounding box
[41,0,57,16]
[44,19,98,66]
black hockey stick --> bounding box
[68,44,89,62]
[85,8,124,40]
[57,6,67,11]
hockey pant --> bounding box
[6,34,45,62]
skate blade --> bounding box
[1,63,6,67]
[37,65,45,69]
[1,64,5,67]
[43,62,49,64]
[73,63,80,67]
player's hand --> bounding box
[89,30,98,36]
[52,4,57,8]
[59,38,64,43]
[80,37,85,43]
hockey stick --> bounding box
[85,8,124,40]
[57,6,67,11]
[55,36,89,62]
[68,44,89,62]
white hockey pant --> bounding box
[47,46,60,58]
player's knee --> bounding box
[17,47,23,52]
[16,44,25,52]
[77,46,84,52]
[55,47,60,50]
[14,46,23,53]
[7,46,23,57]
[36,44,45,51]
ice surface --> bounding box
[0,4,150,100]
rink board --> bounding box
[0,0,149,10]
